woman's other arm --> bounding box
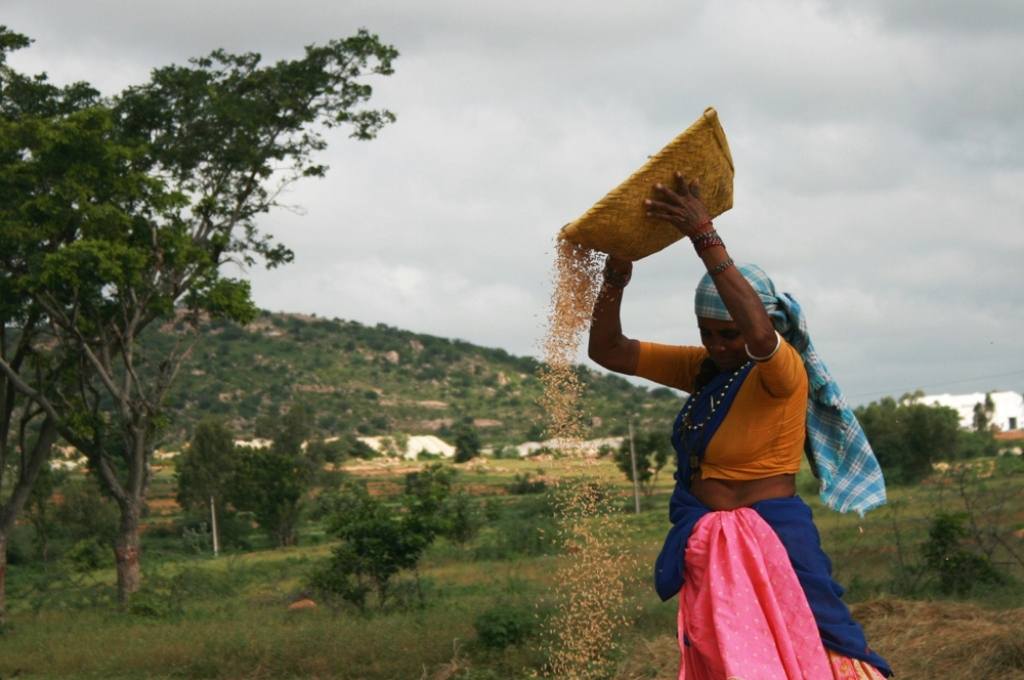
[587,256,640,375]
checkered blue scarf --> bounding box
[695,264,887,515]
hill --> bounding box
[148,311,683,448]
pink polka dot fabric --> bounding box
[676,508,834,679]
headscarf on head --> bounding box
[694,264,887,515]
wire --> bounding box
[849,368,1024,400]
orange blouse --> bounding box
[634,338,808,480]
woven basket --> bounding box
[559,107,734,261]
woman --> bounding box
[588,173,891,679]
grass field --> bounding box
[2,455,1023,679]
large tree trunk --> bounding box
[114,501,142,607]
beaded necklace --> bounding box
[677,361,751,434]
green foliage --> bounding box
[175,418,236,513]
[505,472,547,495]
[0,25,399,605]
[312,481,431,610]
[442,491,481,546]
[64,538,111,573]
[453,418,481,463]
[54,479,119,546]
[973,393,996,433]
[855,397,960,484]
[474,603,537,649]
[955,430,998,460]
[922,513,1004,596]
[995,454,1024,476]
[402,463,479,544]
[226,404,324,546]
[614,429,670,495]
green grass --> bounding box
[2,456,1022,679]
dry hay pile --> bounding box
[613,598,1024,679]
[852,598,1024,679]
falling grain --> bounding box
[539,239,604,443]
[537,238,633,679]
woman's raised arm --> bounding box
[587,256,640,375]
[645,173,777,357]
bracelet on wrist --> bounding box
[746,331,782,362]
[707,257,734,277]
[691,220,715,238]
[693,232,725,254]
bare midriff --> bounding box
[691,473,796,511]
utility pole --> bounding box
[210,496,220,557]
[628,417,641,514]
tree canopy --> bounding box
[0,25,398,605]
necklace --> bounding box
[677,361,750,434]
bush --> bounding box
[492,446,519,460]
[474,603,537,649]
[64,538,110,572]
[995,454,1024,476]
[473,516,558,561]
[505,473,546,495]
[856,397,960,484]
[922,513,1004,596]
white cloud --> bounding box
[5,0,1022,403]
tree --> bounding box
[0,28,397,606]
[972,393,995,433]
[452,417,481,463]
[312,467,473,610]
[175,418,236,553]
[312,480,432,610]
[0,27,106,620]
[227,405,318,546]
[856,397,960,484]
[614,429,670,496]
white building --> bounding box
[356,434,456,460]
[919,391,1023,432]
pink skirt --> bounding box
[677,508,884,680]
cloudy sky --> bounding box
[6,0,1023,404]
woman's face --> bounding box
[698,317,747,371]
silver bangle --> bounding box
[707,257,734,276]
[745,331,781,362]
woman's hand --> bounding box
[604,255,632,279]
[644,172,712,239]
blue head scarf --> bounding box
[695,264,887,515]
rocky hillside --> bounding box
[149,312,684,448]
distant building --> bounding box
[357,434,455,460]
[919,390,1023,432]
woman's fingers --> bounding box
[644,198,678,216]
[674,172,691,198]
[653,182,684,206]
[689,178,701,199]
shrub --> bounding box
[64,538,110,572]
[473,516,558,561]
[995,453,1024,476]
[474,603,537,649]
[922,513,1004,596]
[856,397,959,484]
[505,473,546,495]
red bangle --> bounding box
[695,236,724,254]
[693,228,724,254]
